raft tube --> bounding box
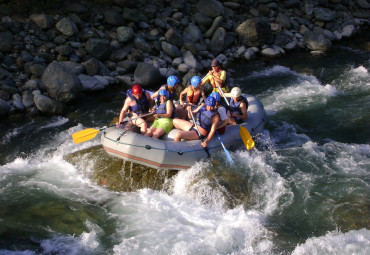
[101,94,266,170]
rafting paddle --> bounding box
[216,130,234,165]
[189,110,211,158]
[72,112,154,144]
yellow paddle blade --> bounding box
[72,128,100,144]
[240,126,255,150]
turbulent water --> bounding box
[1,44,369,254]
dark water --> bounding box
[0,43,369,254]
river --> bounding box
[0,41,369,254]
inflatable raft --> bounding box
[101,94,266,170]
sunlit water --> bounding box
[0,44,369,254]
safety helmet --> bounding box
[167,75,179,87]
[231,87,242,97]
[158,89,169,98]
[205,96,216,107]
[210,92,221,102]
[132,83,143,95]
[190,76,202,88]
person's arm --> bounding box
[200,89,207,102]
[146,91,154,109]
[151,89,159,100]
[201,114,220,148]
[179,87,188,106]
[200,74,210,87]
[117,97,132,124]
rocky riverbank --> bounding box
[0,0,369,118]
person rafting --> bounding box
[224,87,248,124]
[116,83,153,134]
[151,75,180,101]
[209,92,229,133]
[201,59,229,93]
[179,75,206,113]
[173,96,220,148]
[145,89,175,139]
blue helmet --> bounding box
[167,75,179,87]
[210,92,221,102]
[158,89,169,98]
[190,76,202,88]
[205,96,216,107]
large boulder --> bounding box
[34,94,67,115]
[210,27,235,54]
[196,0,224,18]
[236,18,272,47]
[29,14,54,29]
[41,61,82,103]
[55,17,78,37]
[304,31,332,51]
[165,28,183,48]
[85,38,112,60]
[134,62,162,88]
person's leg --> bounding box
[152,128,166,139]
[174,130,199,142]
[132,117,147,134]
[173,118,193,131]
[145,126,155,137]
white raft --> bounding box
[101,94,266,170]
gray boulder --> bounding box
[313,8,336,22]
[41,61,82,103]
[236,18,272,47]
[29,14,54,29]
[56,17,78,37]
[12,94,25,112]
[22,90,34,108]
[117,26,134,43]
[184,23,203,43]
[34,94,66,115]
[79,74,105,91]
[304,31,332,51]
[165,28,183,48]
[210,27,234,54]
[134,62,162,88]
[161,41,181,58]
[196,0,224,18]
[85,38,112,60]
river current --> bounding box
[0,43,369,254]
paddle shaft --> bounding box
[216,130,234,164]
[189,110,211,158]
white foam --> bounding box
[292,229,370,255]
[39,116,69,129]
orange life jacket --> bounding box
[210,69,224,88]
[187,86,201,104]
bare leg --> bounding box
[152,128,166,139]
[173,118,193,131]
[145,126,155,137]
[132,117,147,134]
[174,130,199,142]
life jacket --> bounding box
[155,100,176,119]
[186,86,202,104]
[126,89,150,115]
[229,96,248,123]
[195,107,219,132]
[209,69,225,88]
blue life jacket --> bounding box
[155,100,175,119]
[195,107,219,132]
[126,89,150,115]
[229,96,248,123]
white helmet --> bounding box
[231,87,241,97]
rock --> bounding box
[133,62,162,88]
[34,94,66,115]
[12,93,25,111]
[165,28,183,48]
[196,0,224,18]
[304,31,332,51]
[313,8,336,22]
[83,58,101,76]
[134,36,152,53]
[161,41,181,58]
[104,10,124,26]
[184,23,203,43]
[22,90,34,108]
[41,61,82,102]
[85,38,112,60]
[79,74,105,91]
[205,16,223,38]
[29,14,54,29]
[193,12,213,27]
[0,31,13,53]
[236,18,272,47]
[0,98,10,117]
[276,13,291,30]
[244,48,256,61]
[117,26,134,43]
[55,17,78,37]
[183,51,201,70]
[210,27,234,55]
[341,25,356,37]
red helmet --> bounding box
[132,83,143,95]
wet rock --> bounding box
[22,90,34,108]
[117,26,134,43]
[34,94,66,114]
[85,38,112,60]
[41,61,82,103]
[134,62,162,88]
[12,93,25,111]
[55,17,78,37]
[304,31,332,51]
[79,74,105,91]
[29,14,54,30]
[236,18,272,47]
[161,41,181,58]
